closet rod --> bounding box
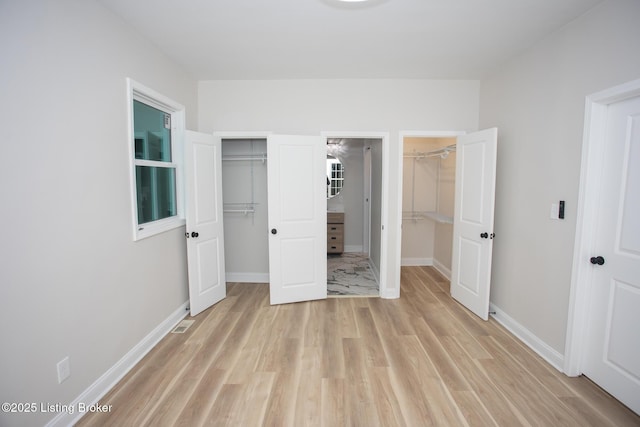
[403,144,456,159]
[223,208,255,215]
[223,203,258,215]
[222,154,267,163]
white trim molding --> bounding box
[564,78,640,377]
[213,131,273,140]
[432,259,452,281]
[401,257,433,266]
[490,303,564,372]
[46,301,189,427]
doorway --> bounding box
[220,137,269,283]
[325,137,383,297]
[400,136,457,279]
[565,79,640,414]
[397,129,498,320]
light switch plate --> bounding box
[57,356,70,383]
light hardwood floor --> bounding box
[78,267,640,426]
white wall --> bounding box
[480,0,640,355]
[199,79,480,296]
[0,1,197,426]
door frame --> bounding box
[321,131,391,298]
[564,78,640,376]
[363,144,372,255]
[396,131,466,295]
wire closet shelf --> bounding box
[402,143,456,224]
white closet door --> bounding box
[185,131,226,316]
[267,134,327,305]
[450,128,498,320]
[583,95,640,414]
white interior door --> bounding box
[267,134,327,305]
[185,131,226,316]
[450,128,498,320]
[583,95,640,414]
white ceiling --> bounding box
[98,0,603,80]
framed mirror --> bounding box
[327,155,344,199]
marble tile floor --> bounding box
[327,252,379,296]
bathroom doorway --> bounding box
[324,137,383,296]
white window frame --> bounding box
[127,78,185,241]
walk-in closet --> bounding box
[401,137,456,278]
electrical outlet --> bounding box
[550,203,559,220]
[57,357,70,384]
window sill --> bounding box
[133,217,186,241]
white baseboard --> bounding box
[432,259,451,281]
[46,301,189,427]
[226,272,269,283]
[401,257,433,266]
[489,303,564,372]
[344,245,364,253]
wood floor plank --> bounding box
[342,337,382,427]
[412,316,470,392]
[476,335,595,426]
[209,305,261,371]
[368,296,416,336]
[354,307,389,367]
[78,269,640,427]
[382,334,462,426]
[261,371,298,427]
[450,390,499,427]
[173,368,227,427]
[294,346,323,426]
[558,376,640,427]
[225,305,276,385]
[335,298,360,338]
[438,335,530,426]
[321,306,345,379]
[368,366,408,427]
[320,378,345,427]
[485,327,576,398]
[95,342,199,427]
[202,383,243,426]
[303,299,326,347]
[230,372,275,427]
